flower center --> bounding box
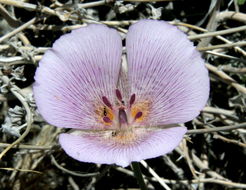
[95,89,150,131]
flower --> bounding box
[33,20,209,167]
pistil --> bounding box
[118,109,128,128]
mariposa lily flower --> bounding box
[33,20,209,167]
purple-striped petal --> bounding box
[34,24,122,129]
[59,126,187,167]
[126,20,209,126]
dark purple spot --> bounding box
[135,112,143,120]
[103,116,111,123]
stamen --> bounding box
[103,116,112,123]
[102,96,112,109]
[129,94,136,106]
[116,89,122,101]
[135,111,143,120]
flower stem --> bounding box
[131,162,148,190]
